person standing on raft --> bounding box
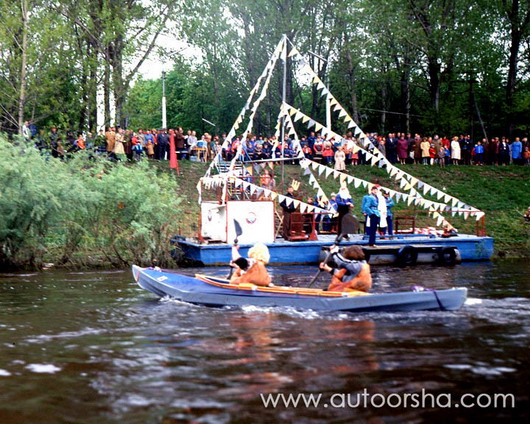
[230,243,274,287]
[319,245,372,293]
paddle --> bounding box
[308,214,357,288]
[227,219,244,279]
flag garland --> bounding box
[205,38,286,177]
[202,36,485,227]
[282,103,482,220]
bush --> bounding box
[0,135,182,269]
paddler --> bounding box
[319,245,372,293]
[230,243,274,287]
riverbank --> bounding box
[170,160,529,259]
[1,135,528,270]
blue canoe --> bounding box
[132,265,467,313]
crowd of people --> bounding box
[17,120,530,167]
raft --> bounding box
[132,265,467,313]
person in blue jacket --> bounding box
[381,190,394,237]
[362,186,380,246]
[511,138,523,165]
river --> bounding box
[0,261,529,423]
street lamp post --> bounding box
[162,71,167,129]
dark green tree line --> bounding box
[1,0,529,137]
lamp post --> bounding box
[162,71,167,129]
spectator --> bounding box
[451,137,461,165]
[511,137,523,165]
[334,145,346,171]
[474,140,485,165]
[498,137,510,165]
[461,135,472,165]
[420,137,430,165]
[113,128,125,161]
[397,135,409,164]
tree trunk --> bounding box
[110,35,126,128]
[345,49,359,124]
[380,80,387,133]
[400,56,411,133]
[428,58,441,113]
[506,28,521,137]
[17,0,29,135]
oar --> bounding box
[308,214,357,288]
[227,219,244,279]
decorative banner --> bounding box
[282,102,482,218]
[203,37,482,229]
[288,46,483,214]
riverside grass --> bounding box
[172,160,529,259]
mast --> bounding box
[281,34,287,188]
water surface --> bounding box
[0,261,528,423]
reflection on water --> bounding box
[0,261,529,423]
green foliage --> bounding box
[1,0,530,138]
[0,135,182,269]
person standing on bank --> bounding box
[362,186,380,247]
[280,186,297,240]
[381,190,394,237]
[335,185,354,237]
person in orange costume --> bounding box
[319,245,372,292]
[230,243,274,287]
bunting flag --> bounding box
[300,158,453,219]
[286,46,484,214]
[204,37,286,178]
[282,102,482,218]
[203,37,483,229]
[227,38,286,172]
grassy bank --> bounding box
[171,160,530,258]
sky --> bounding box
[136,34,199,81]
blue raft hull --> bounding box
[175,233,494,266]
[132,265,468,313]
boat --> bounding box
[175,233,494,266]
[132,265,468,312]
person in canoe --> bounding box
[319,245,372,293]
[230,243,274,287]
